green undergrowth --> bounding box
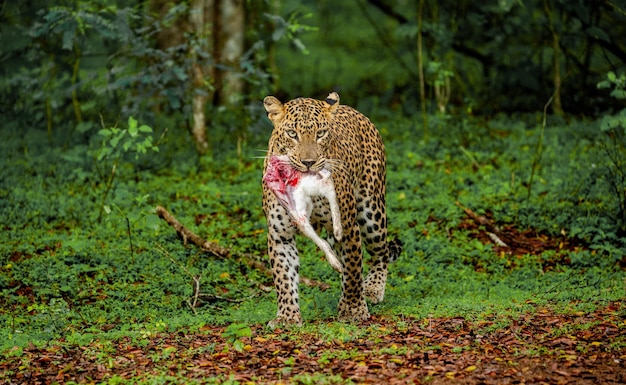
[1,113,625,357]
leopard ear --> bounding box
[324,92,340,114]
[263,96,284,123]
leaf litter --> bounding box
[2,302,624,384]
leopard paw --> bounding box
[337,298,370,322]
[364,269,387,304]
[267,314,303,329]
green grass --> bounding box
[1,112,625,359]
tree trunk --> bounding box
[215,0,245,107]
[550,31,564,115]
[417,0,428,138]
[150,0,246,153]
[150,0,210,152]
[189,0,213,154]
[544,0,564,115]
[150,0,187,49]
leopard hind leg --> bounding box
[358,195,401,304]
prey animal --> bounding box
[263,155,343,273]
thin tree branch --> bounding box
[365,0,495,69]
[366,0,408,23]
[527,92,554,199]
[357,0,419,81]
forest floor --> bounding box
[3,197,625,384]
[2,302,624,384]
[2,117,626,384]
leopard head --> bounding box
[264,92,340,172]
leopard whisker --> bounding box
[324,158,347,174]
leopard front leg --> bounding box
[265,206,302,328]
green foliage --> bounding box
[97,117,159,161]
[598,71,626,102]
[275,0,626,115]
[264,11,319,55]
[222,323,252,352]
[93,116,159,221]
[298,322,372,344]
[0,0,302,154]
[596,71,626,234]
[34,3,118,49]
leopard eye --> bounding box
[285,130,297,139]
[316,130,327,139]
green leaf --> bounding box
[607,71,617,82]
[80,100,97,113]
[134,194,150,205]
[142,138,153,149]
[76,122,92,133]
[97,147,112,161]
[222,323,252,341]
[610,89,626,100]
[128,116,138,130]
[272,26,286,41]
[144,213,161,230]
[138,124,153,133]
[62,29,75,51]
[115,189,130,200]
[233,339,245,352]
[586,27,610,42]
[110,135,121,148]
[600,115,623,132]
[98,128,112,137]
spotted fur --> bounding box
[262,92,401,328]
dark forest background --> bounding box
[2,0,625,153]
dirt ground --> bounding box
[2,301,624,384]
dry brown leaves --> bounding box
[2,302,624,384]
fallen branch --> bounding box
[155,205,330,290]
[487,232,509,248]
[455,201,502,235]
[456,201,510,248]
[456,201,537,251]
[155,205,230,257]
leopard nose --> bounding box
[301,160,315,169]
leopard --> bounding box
[262,92,402,328]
